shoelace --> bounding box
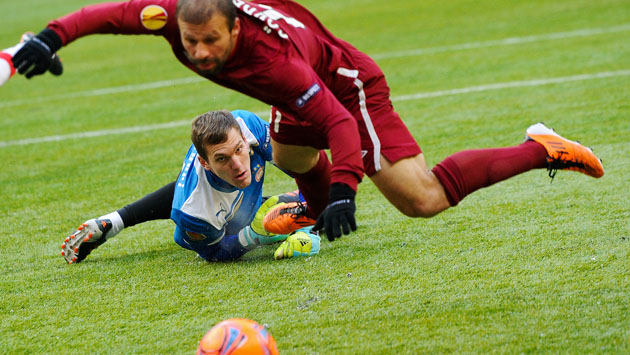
[546,155,586,180]
[281,202,308,218]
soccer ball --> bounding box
[197,318,279,355]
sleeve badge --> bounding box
[140,5,168,30]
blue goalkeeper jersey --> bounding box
[171,110,273,245]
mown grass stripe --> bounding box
[371,24,630,60]
[1,70,627,148]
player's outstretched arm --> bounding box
[239,225,288,248]
[11,0,176,80]
[287,75,361,241]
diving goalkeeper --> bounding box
[62,109,319,263]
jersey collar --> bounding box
[204,169,239,193]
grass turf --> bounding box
[1,0,629,353]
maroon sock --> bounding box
[292,150,331,218]
[432,140,548,206]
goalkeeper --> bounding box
[62,109,319,263]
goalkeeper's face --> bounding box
[198,127,252,189]
[178,13,240,76]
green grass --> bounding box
[1,0,629,353]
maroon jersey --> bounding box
[48,0,390,191]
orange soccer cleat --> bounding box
[263,202,316,235]
[526,122,604,179]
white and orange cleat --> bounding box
[61,219,112,264]
[263,202,316,235]
[526,123,604,179]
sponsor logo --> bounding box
[140,5,168,30]
[233,0,304,39]
[186,231,206,241]
[263,125,270,150]
[296,83,321,108]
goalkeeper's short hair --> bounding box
[191,109,242,161]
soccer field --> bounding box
[1,0,629,353]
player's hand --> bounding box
[13,29,62,79]
[313,183,357,241]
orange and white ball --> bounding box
[197,318,279,355]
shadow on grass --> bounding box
[60,244,183,265]
[76,244,277,266]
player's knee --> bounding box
[397,190,447,218]
[400,199,440,218]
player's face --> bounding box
[178,13,240,76]
[198,127,252,189]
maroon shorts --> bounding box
[269,65,421,177]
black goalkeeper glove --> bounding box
[313,183,357,241]
[13,28,62,79]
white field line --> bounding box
[1,69,628,148]
[0,77,206,109]
[371,24,630,60]
[0,24,628,109]
[0,120,193,147]
[391,70,630,102]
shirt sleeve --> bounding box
[171,208,225,244]
[271,60,363,191]
[46,0,178,45]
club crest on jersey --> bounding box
[140,5,168,30]
[254,164,264,182]
[296,83,321,108]
[186,231,206,241]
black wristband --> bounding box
[329,183,355,201]
[38,28,62,53]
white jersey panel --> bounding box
[179,158,244,231]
